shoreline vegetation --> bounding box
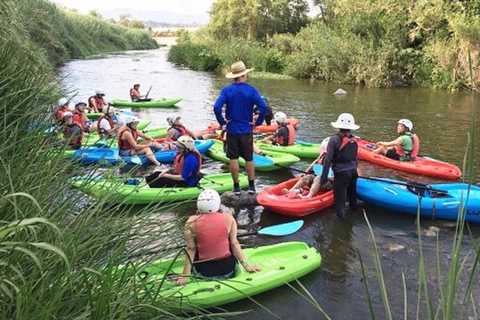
[168,0,480,91]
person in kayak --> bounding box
[54,98,70,124]
[254,96,273,125]
[320,113,360,218]
[166,116,197,141]
[117,117,162,166]
[214,61,267,195]
[88,90,107,113]
[145,135,203,188]
[96,105,118,139]
[72,102,90,132]
[262,112,297,146]
[130,84,146,102]
[62,112,83,149]
[176,189,261,285]
[374,119,419,161]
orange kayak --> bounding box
[207,118,300,134]
[257,177,334,217]
[357,138,462,180]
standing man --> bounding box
[320,113,360,219]
[214,61,266,195]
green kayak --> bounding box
[256,141,320,158]
[86,112,102,120]
[207,140,300,172]
[70,173,247,204]
[111,98,182,109]
[143,127,168,139]
[135,242,321,308]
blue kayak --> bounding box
[71,140,214,165]
[357,178,480,224]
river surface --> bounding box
[60,47,480,319]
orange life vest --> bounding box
[88,96,106,112]
[130,88,141,100]
[194,213,231,261]
[72,111,87,130]
[96,115,115,136]
[274,124,296,146]
[173,150,202,175]
[117,126,139,151]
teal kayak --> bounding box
[207,140,300,171]
[256,140,320,158]
[111,98,182,109]
[70,173,247,204]
[134,242,321,308]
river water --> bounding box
[60,47,480,319]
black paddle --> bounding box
[145,86,152,99]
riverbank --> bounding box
[168,1,480,91]
[0,1,184,318]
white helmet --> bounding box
[175,135,195,151]
[197,189,221,213]
[126,116,140,125]
[398,119,413,131]
[320,137,330,155]
[331,113,360,130]
[58,98,69,106]
[274,112,288,124]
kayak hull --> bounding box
[257,177,334,217]
[206,140,300,172]
[135,242,321,308]
[111,98,181,108]
[256,140,320,158]
[68,140,214,166]
[357,178,480,223]
[207,118,299,134]
[357,138,462,180]
[71,173,248,204]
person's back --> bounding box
[174,150,202,187]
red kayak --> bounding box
[357,138,462,180]
[257,177,334,217]
[207,118,300,134]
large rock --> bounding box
[221,191,258,208]
[333,88,347,95]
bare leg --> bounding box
[137,146,161,166]
[304,176,322,198]
[373,146,387,155]
[245,161,255,181]
[230,159,240,183]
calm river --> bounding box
[60,47,479,319]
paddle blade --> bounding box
[257,220,304,236]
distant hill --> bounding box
[101,8,209,26]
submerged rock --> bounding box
[221,191,258,208]
[333,88,347,95]
[385,243,405,252]
[424,226,440,237]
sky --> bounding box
[50,0,213,16]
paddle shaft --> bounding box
[145,86,152,99]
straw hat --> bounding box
[225,61,254,79]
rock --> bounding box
[424,226,440,237]
[221,191,258,208]
[333,88,347,96]
[385,243,405,252]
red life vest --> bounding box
[334,133,358,163]
[393,133,420,159]
[54,106,68,122]
[411,134,420,158]
[117,126,139,151]
[96,115,115,136]
[63,124,82,148]
[130,88,141,100]
[72,111,87,130]
[168,124,188,141]
[194,213,231,261]
[274,124,296,146]
[88,96,106,112]
[173,150,202,175]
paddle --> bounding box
[145,86,153,99]
[129,220,304,258]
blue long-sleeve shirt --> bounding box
[213,82,267,134]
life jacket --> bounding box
[394,132,419,160]
[168,124,188,141]
[274,124,296,146]
[72,111,87,130]
[63,124,82,148]
[96,115,115,136]
[88,96,106,112]
[130,88,141,101]
[117,126,139,151]
[194,213,231,261]
[333,133,358,163]
[173,150,202,175]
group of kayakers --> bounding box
[55,61,422,284]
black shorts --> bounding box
[226,133,253,161]
[385,149,401,160]
[193,255,237,279]
[145,172,189,188]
